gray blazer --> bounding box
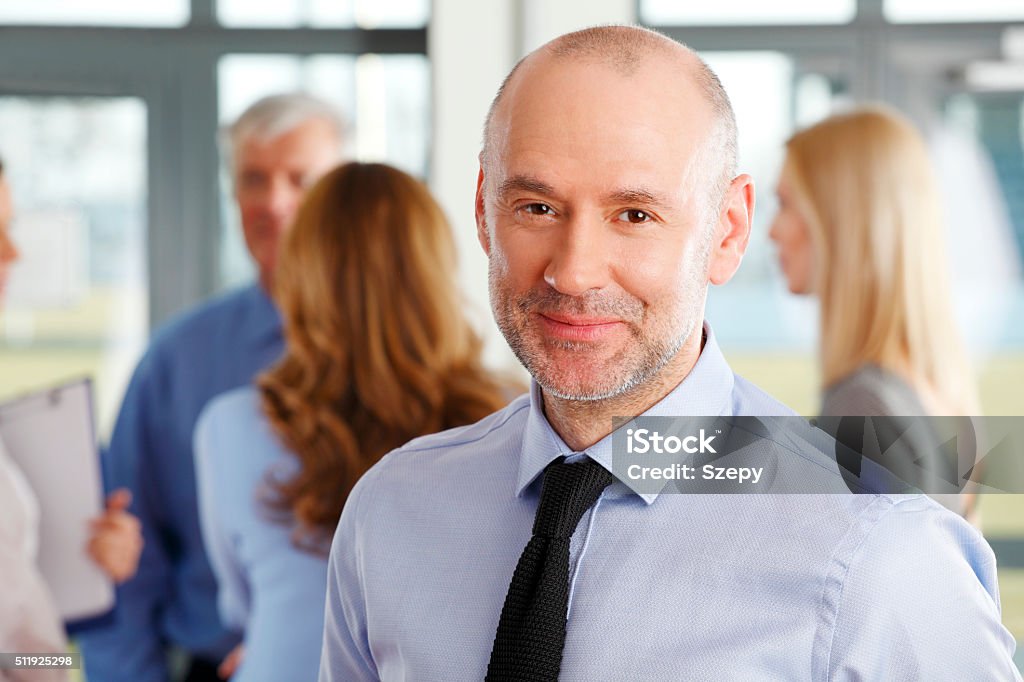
[821,364,970,515]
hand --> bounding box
[87,488,143,583]
[218,644,244,679]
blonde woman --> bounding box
[769,107,979,516]
[195,162,516,682]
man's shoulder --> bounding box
[854,494,995,579]
[149,285,260,352]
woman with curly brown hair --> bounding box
[194,162,515,682]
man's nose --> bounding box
[265,177,300,221]
[543,217,610,297]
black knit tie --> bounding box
[486,457,615,681]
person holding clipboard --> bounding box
[0,155,143,679]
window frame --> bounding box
[640,0,1010,103]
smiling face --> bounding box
[769,158,816,295]
[477,53,731,402]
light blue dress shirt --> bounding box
[194,386,329,682]
[78,284,284,682]
[320,323,1018,681]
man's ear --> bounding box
[707,173,754,286]
[475,164,491,256]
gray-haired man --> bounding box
[79,93,346,682]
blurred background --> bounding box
[1,0,1023,669]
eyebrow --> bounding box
[605,187,670,210]
[498,176,671,210]
[497,175,556,200]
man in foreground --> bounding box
[320,27,1017,680]
[79,93,347,682]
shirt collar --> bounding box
[516,321,735,505]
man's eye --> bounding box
[240,172,267,189]
[617,209,651,224]
[523,203,555,216]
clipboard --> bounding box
[0,377,114,624]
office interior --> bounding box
[2,0,1024,671]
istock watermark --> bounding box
[625,428,717,454]
[611,415,1024,496]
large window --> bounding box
[0,0,189,26]
[217,53,430,286]
[645,1,1024,358]
[700,53,853,355]
[218,0,429,28]
[885,0,1024,23]
[0,97,148,432]
[0,0,429,439]
[641,0,856,26]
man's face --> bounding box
[478,56,722,401]
[233,117,341,289]
[0,177,18,302]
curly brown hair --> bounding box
[258,162,514,554]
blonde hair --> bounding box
[784,106,979,415]
[258,162,512,553]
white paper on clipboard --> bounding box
[0,377,114,622]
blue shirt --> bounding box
[320,323,1018,681]
[194,386,329,682]
[78,284,284,682]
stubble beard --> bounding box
[489,249,708,403]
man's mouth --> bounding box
[535,311,625,343]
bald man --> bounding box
[319,27,1018,681]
